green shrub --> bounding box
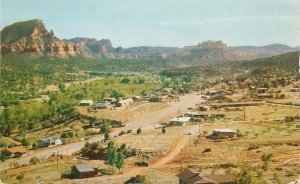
[118,131,126,136]
[127,130,132,133]
[136,128,142,134]
[125,175,146,184]
[16,173,24,181]
[29,156,40,164]
[236,129,243,138]
[21,139,30,147]
[256,171,263,178]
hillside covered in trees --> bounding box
[161,51,299,78]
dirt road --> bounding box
[0,93,202,171]
[151,135,189,168]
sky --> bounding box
[1,0,300,48]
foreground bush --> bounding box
[125,175,147,184]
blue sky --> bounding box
[1,0,300,47]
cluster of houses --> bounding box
[196,87,268,115]
[78,88,179,110]
[147,88,179,102]
[255,87,273,98]
[69,165,236,182]
[201,89,233,102]
[167,114,236,139]
[64,163,237,183]
[79,97,135,109]
[202,86,279,103]
[183,111,225,121]
[36,136,62,148]
[1,136,63,159]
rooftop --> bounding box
[80,100,93,103]
[75,163,95,172]
[184,112,199,115]
[209,101,265,107]
[213,129,235,133]
[170,117,191,122]
[177,169,234,184]
[40,136,61,143]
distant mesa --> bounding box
[196,40,228,50]
[0,19,298,61]
[65,37,116,58]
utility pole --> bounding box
[298,48,300,92]
[298,48,300,75]
[243,106,246,121]
[34,138,37,156]
[189,135,192,156]
[56,150,59,170]
[180,148,183,172]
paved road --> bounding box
[266,102,300,109]
[0,93,202,171]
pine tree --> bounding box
[105,142,116,170]
[261,153,273,171]
[115,152,125,173]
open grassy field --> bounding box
[113,126,187,153]
[78,102,169,123]
[205,104,300,122]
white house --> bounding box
[170,117,191,126]
[133,96,143,101]
[79,100,94,106]
[37,136,62,148]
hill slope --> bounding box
[230,44,298,58]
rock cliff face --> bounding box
[1,19,297,61]
[0,19,81,58]
[65,38,116,58]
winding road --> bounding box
[0,93,202,171]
